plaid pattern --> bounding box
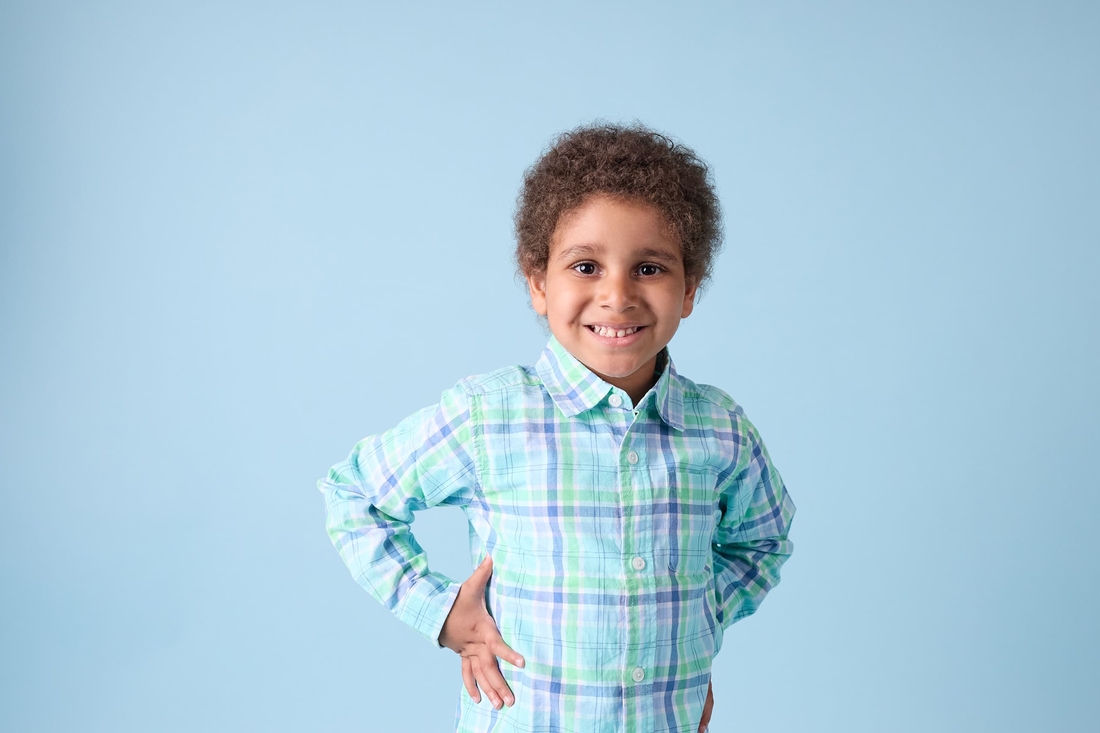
[319,337,795,733]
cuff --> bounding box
[394,570,462,647]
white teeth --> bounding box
[592,326,640,338]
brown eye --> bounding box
[573,262,597,275]
[638,264,662,276]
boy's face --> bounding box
[527,194,697,402]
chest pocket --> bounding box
[654,466,720,578]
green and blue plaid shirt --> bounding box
[319,337,795,732]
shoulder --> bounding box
[675,372,748,425]
[412,364,545,433]
[672,372,768,468]
[452,364,542,398]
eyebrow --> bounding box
[555,243,681,265]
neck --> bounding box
[598,354,662,406]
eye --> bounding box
[572,262,597,275]
[637,263,663,276]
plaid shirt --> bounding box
[319,337,795,732]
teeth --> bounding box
[592,326,640,338]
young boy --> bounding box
[319,124,795,733]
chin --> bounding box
[593,360,644,379]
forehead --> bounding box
[550,195,681,259]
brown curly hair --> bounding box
[515,122,722,290]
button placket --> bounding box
[619,423,653,714]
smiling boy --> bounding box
[319,124,795,733]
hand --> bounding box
[439,555,525,709]
[698,680,713,732]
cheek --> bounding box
[654,287,689,315]
[545,287,587,318]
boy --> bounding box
[319,124,795,733]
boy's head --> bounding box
[514,122,723,291]
[514,123,723,402]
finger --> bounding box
[489,635,525,668]
[476,651,516,708]
[461,655,480,703]
[492,674,516,708]
[699,680,714,731]
[470,656,503,709]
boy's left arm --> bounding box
[711,418,796,629]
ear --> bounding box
[526,272,548,316]
[680,277,698,318]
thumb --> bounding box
[467,554,494,589]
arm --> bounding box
[711,415,796,629]
[318,383,523,708]
[317,383,478,644]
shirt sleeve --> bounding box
[317,382,479,645]
[711,413,796,629]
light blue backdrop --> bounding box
[2,2,1097,731]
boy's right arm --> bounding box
[318,383,523,708]
[317,384,478,645]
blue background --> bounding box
[2,2,1097,731]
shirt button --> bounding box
[631,667,645,683]
[627,451,639,465]
[608,394,622,408]
[631,556,646,571]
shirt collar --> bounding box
[535,335,686,430]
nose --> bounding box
[598,270,638,312]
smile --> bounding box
[586,325,645,338]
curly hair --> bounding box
[514,122,723,290]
